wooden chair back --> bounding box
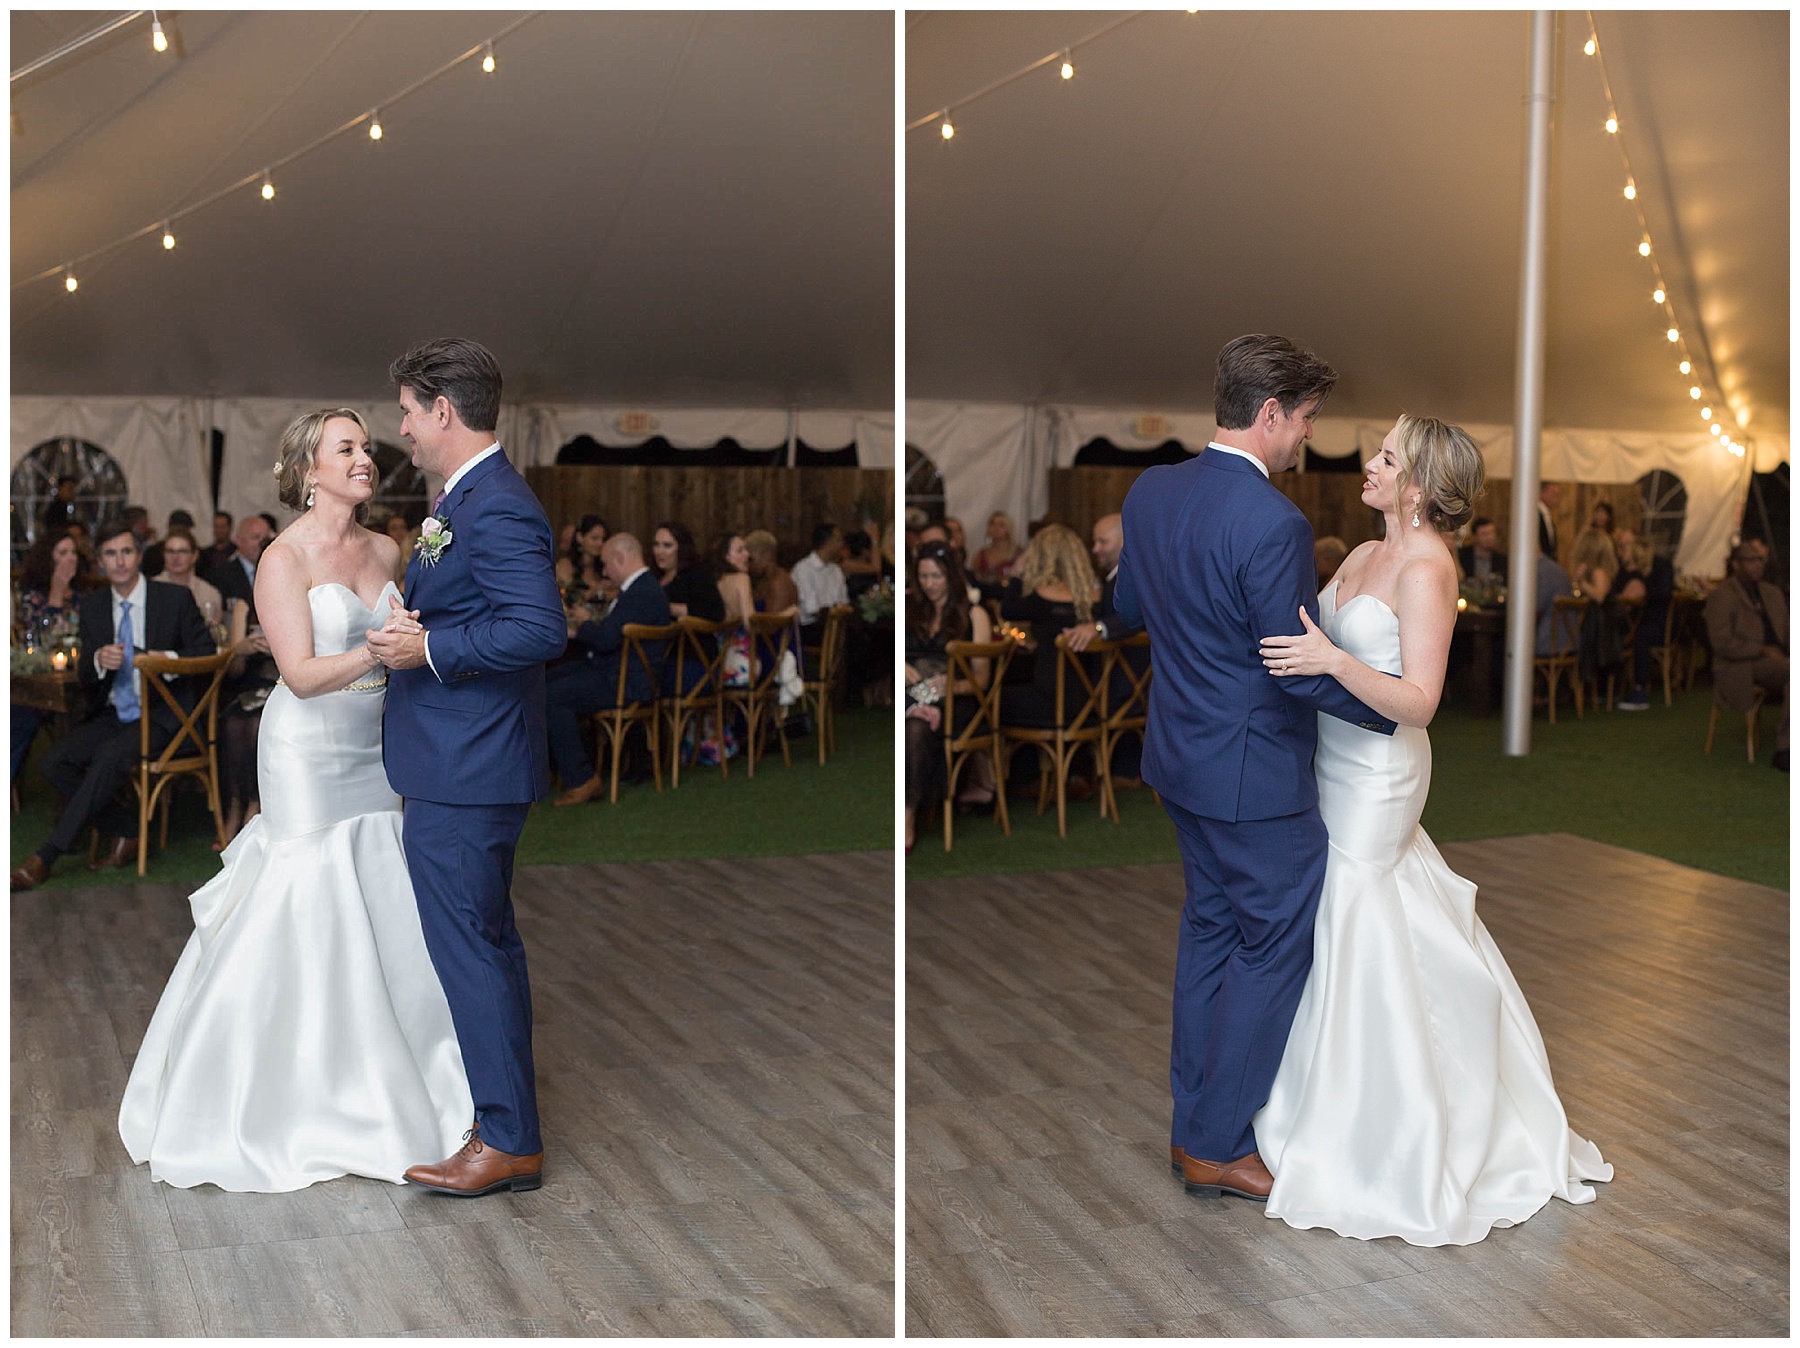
[802,603,855,764]
[132,649,234,874]
[733,610,798,774]
[941,638,1015,850]
[668,615,734,785]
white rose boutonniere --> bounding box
[415,514,454,566]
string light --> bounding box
[1710,424,1721,436]
[482,43,496,73]
[1583,36,1596,56]
[940,112,955,140]
[1060,52,1074,80]
[1652,287,1665,304]
[1689,387,1700,399]
[906,13,1143,137]
[161,223,175,250]
[1679,360,1691,375]
[63,269,77,293]
[260,170,275,200]
[151,17,168,53]
[368,111,383,141]
[1604,115,1618,134]
[1622,181,1635,200]
[1637,239,1651,257]
[1701,406,1712,419]
[1666,327,1679,342]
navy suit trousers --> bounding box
[403,797,539,1156]
[1164,797,1328,1164]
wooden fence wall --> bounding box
[1045,466,1646,568]
[526,466,893,564]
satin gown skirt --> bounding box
[1253,588,1610,1246]
[118,583,472,1192]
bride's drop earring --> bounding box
[1411,499,1421,529]
[305,481,316,510]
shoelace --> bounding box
[460,1127,484,1157]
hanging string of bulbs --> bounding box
[905,11,1153,140]
[1581,14,1747,461]
[18,13,538,297]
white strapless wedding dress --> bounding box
[118,581,472,1191]
[1253,581,1610,1246]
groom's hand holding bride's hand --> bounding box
[1260,606,1341,678]
[367,594,430,670]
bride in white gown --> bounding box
[119,408,471,1191]
[1254,415,1610,1247]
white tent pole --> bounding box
[1502,10,1556,757]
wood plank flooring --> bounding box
[906,834,1788,1336]
[13,851,894,1337]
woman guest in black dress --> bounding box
[904,542,994,854]
[998,523,1102,726]
[556,514,610,605]
[653,520,726,698]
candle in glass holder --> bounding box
[50,650,68,671]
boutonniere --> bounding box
[415,514,454,566]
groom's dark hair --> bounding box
[389,338,502,433]
[1213,334,1338,430]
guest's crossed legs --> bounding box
[1165,799,1329,1164]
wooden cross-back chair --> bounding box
[594,623,678,802]
[1096,631,1152,824]
[1535,596,1588,723]
[999,635,1109,839]
[941,638,1014,851]
[129,649,234,875]
[801,603,854,765]
[665,615,733,787]
[729,611,797,776]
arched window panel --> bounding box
[905,443,945,525]
[1637,469,1688,558]
[10,438,129,562]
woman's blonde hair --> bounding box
[1016,522,1100,623]
[1392,414,1485,534]
[276,408,378,518]
[1571,527,1618,582]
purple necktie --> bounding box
[431,489,446,517]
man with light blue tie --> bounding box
[12,519,213,890]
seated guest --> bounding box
[556,514,610,605]
[943,516,968,570]
[791,521,850,648]
[840,529,884,599]
[1456,518,1507,589]
[695,533,755,763]
[547,533,673,805]
[1314,534,1350,591]
[1612,527,1673,710]
[745,529,799,616]
[207,513,275,610]
[651,520,725,695]
[11,520,213,890]
[1590,500,1615,535]
[711,532,755,626]
[208,512,278,846]
[999,522,1101,730]
[1570,527,1618,600]
[16,526,90,634]
[1062,511,1146,781]
[1705,538,1787,770]
[904,542,994,853]
[1535,539,1576,657]
[201,510,236,574]
[141,509,195,579]
[1570,527,1627,687]
[155,525,226,627]
[970,511,1021,583]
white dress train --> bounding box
[118,581,472,1191]
[1253,582,1611,1246]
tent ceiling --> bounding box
[907,10,1787,444]
[12,10,893,408]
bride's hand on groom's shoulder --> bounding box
[1260,606,1340,678]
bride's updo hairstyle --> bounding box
[275,407,378,519]
[1392,414,1485,534]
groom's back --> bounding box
[1120,449,1323,823]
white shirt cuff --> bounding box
[423,631,441,681]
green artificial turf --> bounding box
[11,705,894,892]
[907,685,1789,890]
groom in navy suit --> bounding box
[367,338,568,1196]
[1113,335,1396,1201]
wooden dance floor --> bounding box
[907,835,1787,1336]
[13,851,894,1337]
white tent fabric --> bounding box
[11,396,212,534]
[911,399,1776,577]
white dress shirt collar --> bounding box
[111,573,149,624]
[440,442,503,501]
[1207,441,1271,479]
[617,566,651,593]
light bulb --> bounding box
[482,43,496,73]
[1623,182,1636,200]
[64,271,77,293]
[1666,327,1679,342]
[1638,240,1651,257]
[1605,116,1618,134]
[1653,287,1665,304]
[162,225,175,250]
[1689,387,1700,399]
[941,115,954,140]
[1701,406,1712,419]
[1583,36,1596,56]
[1679,359,1691,375]
[369,113,383,141]
[260,172,275,201]
[1060,53,1074,79]
[151,19,168,52]
[1710,424,1721,436]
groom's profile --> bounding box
[1112,334,1396,1201]
[368,337,568,1195]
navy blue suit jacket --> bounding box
[1113,448,1396,823]
[383,449,567,805]
[573,571,673,704]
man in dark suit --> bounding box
[1705,537,1787,769]
[1113,335,1396,1202]
[1064,511,1147,781]
[12,519,213,889]
[207,513,275,620]
[1537,483,1561,563]
[546,532,673,805]
[1457,517,1507,587]
[200,510,237,575]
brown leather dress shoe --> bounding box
[1170,1144,1186,1177]
[404,1127,543,1197]
[11,854,49,891]
[1182,1149,1273,1202]
[553,776,603,807]
[90,836,139,870]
